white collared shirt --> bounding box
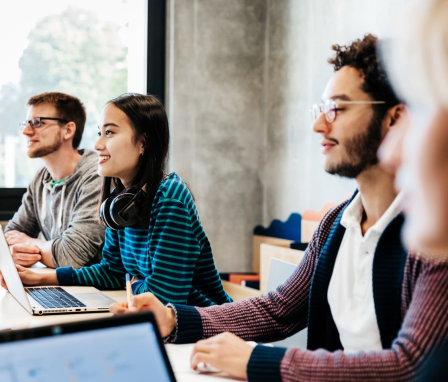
[327,192,403,353]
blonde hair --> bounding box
[385,0,448,108]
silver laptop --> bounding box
[0,225,116,315]
[0,312,177,381]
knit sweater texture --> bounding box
[5,149,105,267]
[56,172,232,306]
[170,196,448,381]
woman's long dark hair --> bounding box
[100,93,170,225]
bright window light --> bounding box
[0,0,147,187]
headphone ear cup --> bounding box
[109,191,140,228]
[100,195,122,230]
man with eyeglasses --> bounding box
[4,92,105,269]
[109,34,448,381]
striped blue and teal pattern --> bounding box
[56,172,232,306]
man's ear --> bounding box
[63,121,77,141]
[388,103,407,128]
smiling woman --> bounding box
[95,104,145,187]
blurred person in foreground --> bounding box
[378,0,448,379]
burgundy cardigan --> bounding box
[170,200,448,381]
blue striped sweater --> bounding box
[56,172,232,306]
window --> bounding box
[0,0,148,188]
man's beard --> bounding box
[326,114,384,178]
[28,131,63,158]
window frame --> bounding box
[0,0,166,221]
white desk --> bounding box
[167,343,241,382]
[0,287,239,381]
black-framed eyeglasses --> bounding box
[19,117,68,130]
[311,99,386,123]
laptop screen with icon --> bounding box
[0,312,176,382]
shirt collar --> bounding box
[340,192,404,234]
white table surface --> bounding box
[0,286,239,381]
[167,343,240,381]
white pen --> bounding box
[125,273,134,309]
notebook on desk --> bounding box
[0,311,177,382]
[0,225,115,315]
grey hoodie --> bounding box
[5,149,105,268]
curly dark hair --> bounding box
[328,34,400,118]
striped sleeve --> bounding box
[178,196,232,306]
[131,198,200,304]
[68,228,125,289]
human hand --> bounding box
[16,264,49,285]
[4,230,33,246]
[190,332,254,379]
[0,264,50,288]
[9,243,42,267]
[109,292,176,337]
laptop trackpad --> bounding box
[78,292,115,308]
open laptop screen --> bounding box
[0,312,176,382]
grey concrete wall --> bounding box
[166,0,406,273]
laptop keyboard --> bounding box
[26,287,86,309]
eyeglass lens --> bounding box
[19,118,41,129]
[311,100,336,123]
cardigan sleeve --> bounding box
[168,204,448,381]
[195,225,322,343]
[177,258,448,382]
[274,260,448,382]
[167,225,322,344]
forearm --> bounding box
[131,272,191,305]
[198,254,314,343]
[59,261,125,289]
[51,227,104,268]
[39,271,59,285]
[136,198,204,304]
[167,303,203,343]
[133,245,198,304]
[193,232,319,342]
[5,219,40,238]
[19,269,59,286]
[60,228,125,289]
[248,344,418,382]
[273,261,448,382]
[278,347,412,382]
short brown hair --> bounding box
[27,92,86,148]
[328,34,400,118]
